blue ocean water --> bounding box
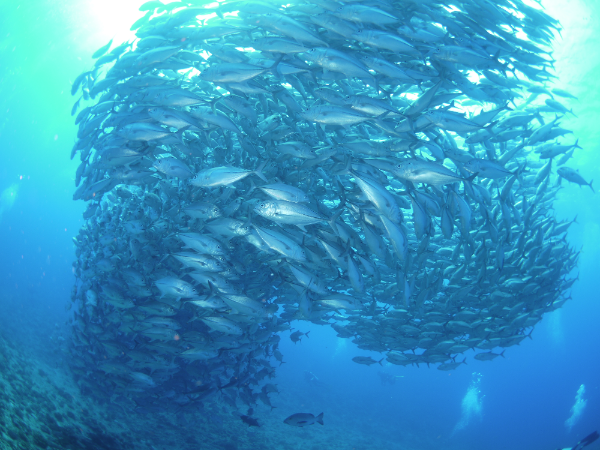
[0,1,599,449]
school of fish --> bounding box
[67,0,587,413]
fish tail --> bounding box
[589,179,594,193]
[464,172,478,183]
[526,329,534,340]
[332,156,352,176]
[338,242,351,259]
[254,160,269,183]
[248,179,257,196]
[209,96,223,113]
[205,281,217,301]
[378,84,392,100]
[316,412,324,425]
[175,126,189,146]
[270,54,284,80]
[328,207,344,235]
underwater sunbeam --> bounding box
[0,182,19,222]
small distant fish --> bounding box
[352,356,383,366]
[92,39,113,59]
[368,158,472,186]
[462,159,514,179]
[551,87,578,100]
[474,351,505,362]
[259,182,310,203]
[557,167,594,192]
[284,412,324,427]
[153,157,194,179]
[190,163,267,187]
[437,358,467,371]
[290,330,310,344]
[240,415,260,427]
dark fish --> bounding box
[557,167,594,192]
[474,351,505,362]
[92,39,113,59]
[352,356,383,366]
[290,330,309,344]
[240,415,260,427]
[284,412,324,427]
